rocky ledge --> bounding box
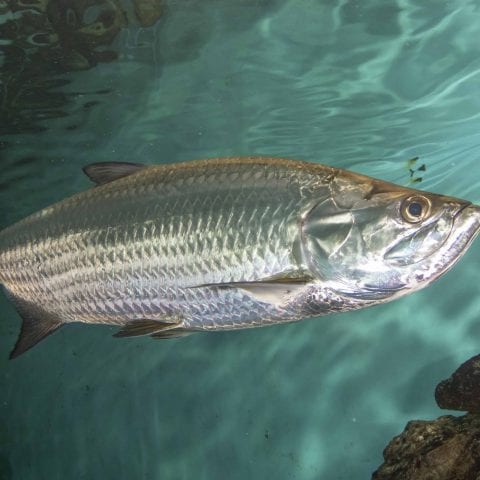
[373,354,480,479]
[372,414,480,480]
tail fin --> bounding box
[3,289,63,359]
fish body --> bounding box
[1,157,479,358]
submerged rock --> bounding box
[435,354,480,413]
[372,414,480,480]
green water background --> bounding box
[1,1,480,478]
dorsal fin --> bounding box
[4,290,64,359]
[83,162,147,185]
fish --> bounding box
[1,156,479,359]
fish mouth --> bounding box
[425,202,480,281]
[451,203,480,253]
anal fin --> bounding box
[5,290,64,360]
[113,317,182,338]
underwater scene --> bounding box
[1,0,480,478]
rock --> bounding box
[372,414,480,480]
[435,354,480,413]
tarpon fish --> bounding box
[1,157,479,359]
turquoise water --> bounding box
[1,1,480,478]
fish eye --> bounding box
[401,195,432,223]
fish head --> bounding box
[300,170,480,301]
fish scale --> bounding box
[3,161,299,325]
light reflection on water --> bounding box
[1,1,480,479]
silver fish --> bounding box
[1,157,479,358]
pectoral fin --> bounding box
[113,317,182,338]
[223,282,307,306]
[192,271,313,307]
[5,291,64,359]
